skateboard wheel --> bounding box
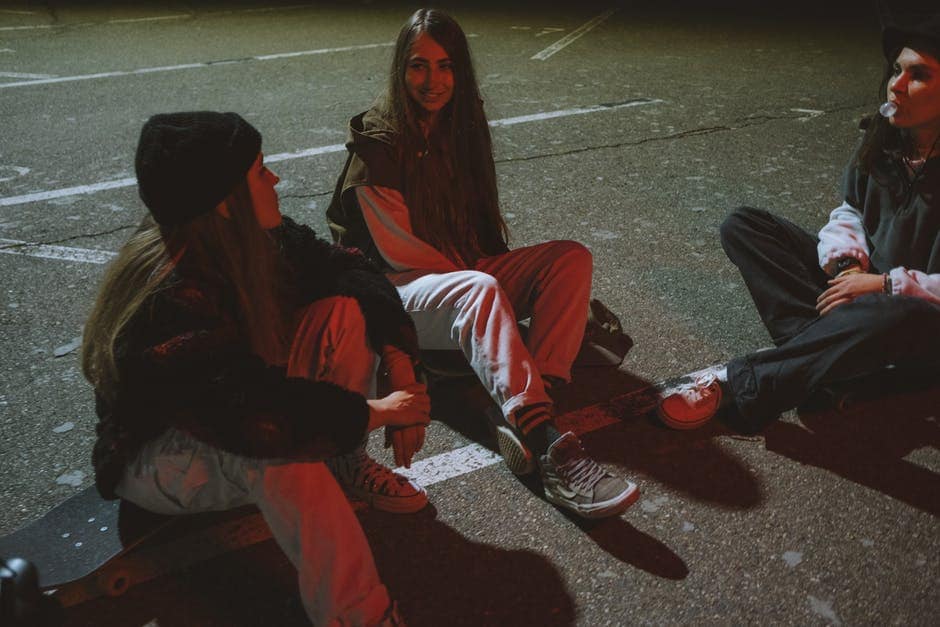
[97,568,130,597]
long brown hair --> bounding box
[82,180,288,402]
[380,8,508,266]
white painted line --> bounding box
[489,98,663,128]
[0,239,116,264]
[0,177,136,207]
[399,443,502,487]
[107,15,189,25]
[210,5,312,15]
[0,9,37,15]
[0,165,30,182]
[0,49,15,53]
[531,8,617,61]
[0,99,664,209]
[0,71,56,79]
[255,42,394,61]
[0,24,55,31]
[0,42,394,89]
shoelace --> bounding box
[347,450,406,494]
[682,374,719,403]
[557,450,608,492]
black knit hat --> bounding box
[135,111,262,227]
[880,4,940,60]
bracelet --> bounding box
[883,273,893,295]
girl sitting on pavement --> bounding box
[657,14,940,431]
[327,9,639,519]
[83,111,430,625]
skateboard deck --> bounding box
[0,486,272,608]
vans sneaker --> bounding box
[657,364,730,430]
[326,447,428,514]
[539,432,640,519]
[484,405,535,475]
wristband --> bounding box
[883,273,893,295]
[833,257,862,276]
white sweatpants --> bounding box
[390,240,592,433]
[117,296,389,626]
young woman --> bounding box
[657,17,940,430]
[327,9,639,519]
[83,111,431,625]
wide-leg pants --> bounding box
[720,207,940,427]
[117,296,390,626]
[389,240,592,433]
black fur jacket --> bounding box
[92,216,418,499]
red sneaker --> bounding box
[656,365,729,430]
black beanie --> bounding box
[879,4,940,61]
[135,111,262,227]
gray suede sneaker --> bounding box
[539,432,639,519]
[326,447,428,514]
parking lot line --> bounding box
[0,42,395,89]
[531,8,617,61]
[0,99,663,210]
[0,238,116,264]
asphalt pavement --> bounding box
[1,1,938,625]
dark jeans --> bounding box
[719,207,940,427]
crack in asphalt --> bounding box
[494,103,865,165]
[0,223,134,251]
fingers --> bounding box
[401,427,418,468]
[415,424,426,453]
[819,297,850,316]
[391,428,405,467]
[389,426,422,468]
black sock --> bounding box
[523,420,563,457]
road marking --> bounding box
[0,24,55,31]
[0,177,136,208]
[0,42,395,89]
[490,98,662,128]
[0,239,116,264]
[0,165,30,182]
[0,71,56,79]
[0,99,663,209]
[107,15,189,25]
[531,8,617,61]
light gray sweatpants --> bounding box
[390,240,592,434]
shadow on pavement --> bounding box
[764,383,940,517]
[361,504,575,627]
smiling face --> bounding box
[885,47,940,141]
[404,32,455,122]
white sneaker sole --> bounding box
[544,480,641,519]
[495,424,536,476]
[342,484,429,514]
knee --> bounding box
[301,296,367,335]
[861,295,940,336]
[551,240,593,277]
[719,206,765,250]
[461,270,502,296]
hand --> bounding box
[385,424,426,468]
[816,272,884,316]
[366,382,430,431]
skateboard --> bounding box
[0,486,272,609]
